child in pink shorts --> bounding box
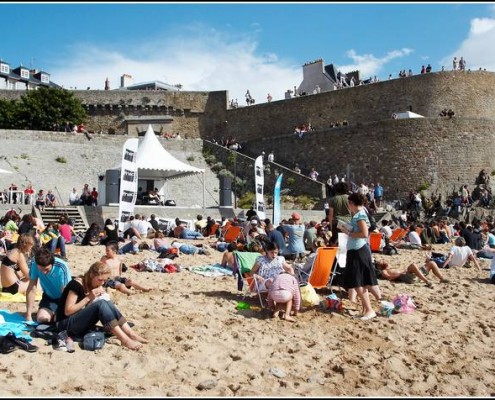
[267,272,301,322]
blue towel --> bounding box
[0,309,35,341]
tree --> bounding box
[3,87,87,130]
[0,98,18,129]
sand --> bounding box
[1,238,495,397]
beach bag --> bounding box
[392,294,416,314]
[82,331,105,351]
[299,283,320,307]
[382,244,398,256]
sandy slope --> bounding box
[0,239,494,397]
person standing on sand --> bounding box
[56,261,148,351]
[339,192,381,320]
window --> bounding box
[0,64,9,74]
[8,81,15,90]
[20,69,29,78]
[41,74,49,83]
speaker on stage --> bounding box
[219,189,232,207]
[105,169,120,204]
[219,176,232,190]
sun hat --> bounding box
[291,212,301,220]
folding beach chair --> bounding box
[232,250,266,307]
[296,247,338,289]
[369,232,383,253]
[390,228,408,242]
[328,233,348,291]
[224,225,243,243]
[208,223,220,238]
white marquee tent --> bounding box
[108,125,206,207]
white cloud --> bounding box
[441,16,495,70]
[336,48,414,78]
[49,24,300,103]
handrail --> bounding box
[54,186,66,208]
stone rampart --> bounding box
[223,71,495,143]
[238,117,495,200]
[0,89,228,138]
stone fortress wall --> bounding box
[1,70,495,201]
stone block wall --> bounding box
[221,71,495,143]
[238,117,495,200]
[0,89,228,138]
[203,141,326,201]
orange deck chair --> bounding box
[307,247,339,289]
[223,225,243,243]
[369,232,383,253]
[390,227,408,242]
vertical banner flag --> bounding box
[118,138,139,233]
[273,173,283,227]
[254,155,266,220]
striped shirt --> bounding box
[29,257,72,299]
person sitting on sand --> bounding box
[373,258,449,288]
[100,241,151,295]
[267,271,301,322]
[220,242,237,270]
[1,234,34,295]
[153,231,170,253]
[55,261,148,351]
[438,237,482,271]
[250,242,295,291]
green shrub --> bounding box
[295,194,318,210]
[211,161,224,173]
[218,169,234,179]
[417,181,430,191]
[20,153,29,159]
[56,156,67,163]
[204,154,217,165]
[238,192,256,209]
[186,155,195,162]
[287,177,295,186]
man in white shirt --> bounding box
[379,220,393,239]
[441,237,481,270]
[137,215,154,239]
[69,188,80,205]
[267,152,274,163]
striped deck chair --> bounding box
[390,228,408,242]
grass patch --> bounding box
[56,156,67,163]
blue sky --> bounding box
[2,2,495,102]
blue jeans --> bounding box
[49,236,66,256]
[180,229,203,239]
[56,300,126,337]
[118,242,138,254]
[179,244,204,255]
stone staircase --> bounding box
[34,206,89,233]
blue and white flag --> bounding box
[273,173,283,226]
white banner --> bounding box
[118,138,139,233]
[254,155,266,220]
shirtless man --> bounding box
[100,241,151,295]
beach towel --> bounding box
[188,264,234,277]
[0,310,35,341]
[0,291,42,303]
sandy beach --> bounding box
[1,238,494,397]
